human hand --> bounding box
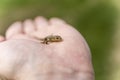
[0,17,94,80]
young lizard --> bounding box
[35,35,63,44]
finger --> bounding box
[34,16,49,30]
[5,21,23,39]
[49,18,66,26]
[0,35,5,42]
[49,18,71,35]
[23,19,36,35]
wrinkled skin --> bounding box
[0,17,94,80]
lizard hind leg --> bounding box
[41,41,49,44]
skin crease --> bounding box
[0,17,94,80]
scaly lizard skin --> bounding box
[37,35,63,44]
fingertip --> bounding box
[23,19,36,34]
[0,35,5,42]
[49,18,66,25]
[5,21,23,39]
[34,16,48,30]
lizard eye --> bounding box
[55,36,62,41]
[56,37,59,39]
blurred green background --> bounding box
[0,0,119,80]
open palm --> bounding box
[0,17,94,80]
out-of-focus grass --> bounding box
[108,0,120,80]
[0,0,118,80]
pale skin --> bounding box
[0,17,94,80]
